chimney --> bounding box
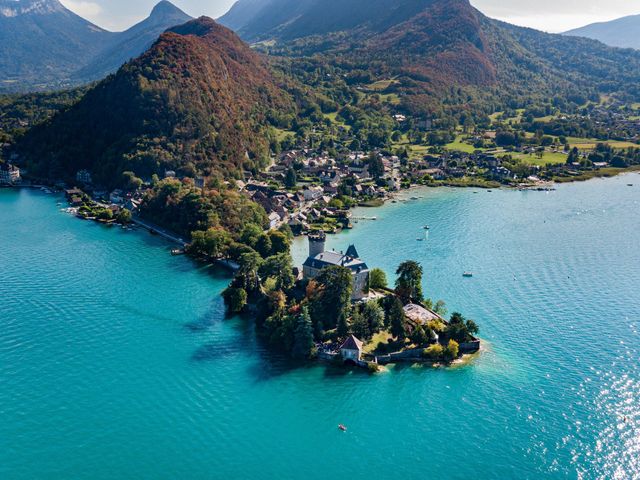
[308,232,326,258]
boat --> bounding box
[416,238,424,241]
[171,249,185,256]
[423,225,430,230]
[628,184,634,187]
[338,424,347,432]
[463,272,473,278]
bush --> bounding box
[443,340,459,362]
[222,287,247,314]
[423,344,444,360]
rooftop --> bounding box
[303,248,368,273]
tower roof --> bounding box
[345,245,359,259]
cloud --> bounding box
[472,0,640,32]
[60,0,103,19]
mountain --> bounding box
[565,14,640,50]
[73,1,192,83]
[17,17,295,186]
[0,0,113,91]
[0,1,193,92]
[220,0,640,114]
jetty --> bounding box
[131,216,186,247]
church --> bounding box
[302,232,370,300]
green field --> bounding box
[445,136,481,153]
[366,79,399,91]
[565,137,638,150]
[512,151,567,166]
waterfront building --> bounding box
[0,163,20,184]
[340,335,363,363]
[302,233,370,300]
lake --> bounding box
[2,175,639,479]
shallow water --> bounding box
[2,176,640,479]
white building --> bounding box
[0,163,20,184]
[303,186,324,202]
[340,335,364,363]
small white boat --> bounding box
[463,272,473,278]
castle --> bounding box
[302,232,370,300]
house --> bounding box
[303,186,324,202]
[164,170,176,179]
[302,233,370,300]
[109,189,124,204]
[0,163,20,184]
[268,212,281,229]
[340,335,364,363]
[76,170,92,184]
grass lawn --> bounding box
[512,151,567,166]
[566,137,638,150]
[445,135,481,153]
[273,127,295,142]
[323,111,351,131]
[363,331,394,355]
[490,108,525,125]
[366,79,399,91]
[379,92,401,105]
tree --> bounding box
[222,287,247,314]
[121,171,142,191]
[362,301,385,333]
[260,253,295,291]
[369,268,388,289]
[292,307,315,359]
[238,251,263,293]
[116,208,132,224]
[434,300,447,317]
[423,344,444,361]
[351,307,370,341]
[308,266,353,332]
[443,339,460,362]
[410,325,428,346]
[367,153,385,179]
[255,234,273,258]
[395,260,424,303]
[388,296,407,340]
[446,312,478,343]
[268,230,290,255]
[285,168,297,188]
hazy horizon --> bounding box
[58,0,640,34]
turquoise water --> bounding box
[2,176,640,479]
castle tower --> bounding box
[308,232,326,258]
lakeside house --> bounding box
[340,335,364,364]
[302,232,370,300]
[0,163,20,184]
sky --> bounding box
[59,0,640,33]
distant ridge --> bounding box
[219,0,640,115]
[0,0,112,91]
[73,1,192,83]
[0,0,193,92]
[564,14,640,50]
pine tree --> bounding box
[292,307,315,359]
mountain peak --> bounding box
[150,0,187,19]
[166,16,223,38]
[0,0,64,17]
